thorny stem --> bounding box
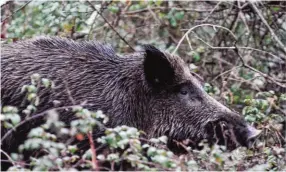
[87,131,98,171]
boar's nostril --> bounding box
[247,125,262,141]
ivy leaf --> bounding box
[169,17,177,27]
[245,115,256,122]
[10,115,21,125]
[174,11,184,20]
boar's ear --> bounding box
[143,45,175,87]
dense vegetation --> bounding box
[1,1,285,171]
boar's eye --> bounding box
[179,85,188,95]
[173,83,190,96]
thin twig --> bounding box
[123,6,226,15]
[211,65,242,82]
[147,5,161,24]
[185,34,193,51]
[1,1,32,23]
[0,149,16,166]
[86,1,134,51]
[238,1,250,33]
[172,140,192,153]
[199,1,222,22]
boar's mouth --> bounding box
[206,120,262,150]
[167,120,262,154]
[210,121,240,150]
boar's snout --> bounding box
[206,111,262,149]
[246,125,262,147]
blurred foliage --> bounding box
[1,74,285,171]
[1,0,286,171]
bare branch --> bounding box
[172,24,237,54]
[192,33,283,61]
[176,24,285,87]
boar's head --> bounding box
[141,45,261,151]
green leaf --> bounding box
[155,0,163,6]
[31,73,41,81]
[129,4,141,11]
[108,6,119,14]
[27,85,37,93]
[152,155,168,165]
[68,145,78,154]
[11,115,21,125]
[245,115,256,122]
[279,94,286,101]
[107,153,119,161]
[2,106,18,113]
[4,122,13,129]
[97,154,105,160]
[174,11,184,20]
[158,12,166,19]
[271,6,280,12]
[158,136,167,144]
[83,149,92,160]
[147,147,157,156]
[190,51,200,62]
[244,99,253,106]
[169,17,177,27]
[28,127,44,138]
[196,46,205,53]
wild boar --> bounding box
[1,37,261,168]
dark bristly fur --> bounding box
[1,37,260,170]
